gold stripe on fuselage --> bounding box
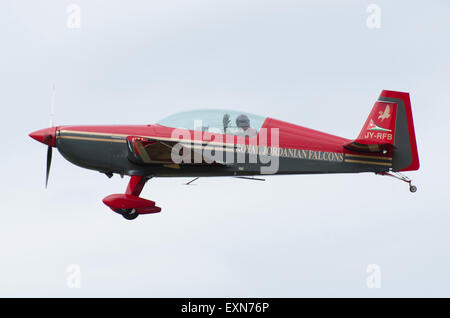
[344,159,392,166]
[58,131,237,150]
[345,153,392,161]
[59,130,391,166]
[59,130,127,138]
[58,129,236,147]
[58,135,126,143]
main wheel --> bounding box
[409,185,417,193]
[122,208,139,220]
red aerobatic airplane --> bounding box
[30,90,419,220]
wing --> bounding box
[126,136,173,164]
[126,136,232,165]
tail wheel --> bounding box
[377,172,418,193]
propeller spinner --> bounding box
[29,127,57,188]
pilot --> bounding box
[236,114,257,137]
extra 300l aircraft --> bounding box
[30,90,419,220]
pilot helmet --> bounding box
[236,114,250,129]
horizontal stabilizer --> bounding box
[344,141,393,153]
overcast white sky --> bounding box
[1,0,449,297]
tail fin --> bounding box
[344,90,420,171]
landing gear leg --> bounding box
[103,176,160,220]
[377,171,417,193]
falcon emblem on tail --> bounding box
[378,104,391,121]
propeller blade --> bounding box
[49,84,56,127]
[46,146,52,188]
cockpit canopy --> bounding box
[157,109,266,137]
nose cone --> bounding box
[29,127,57,147]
